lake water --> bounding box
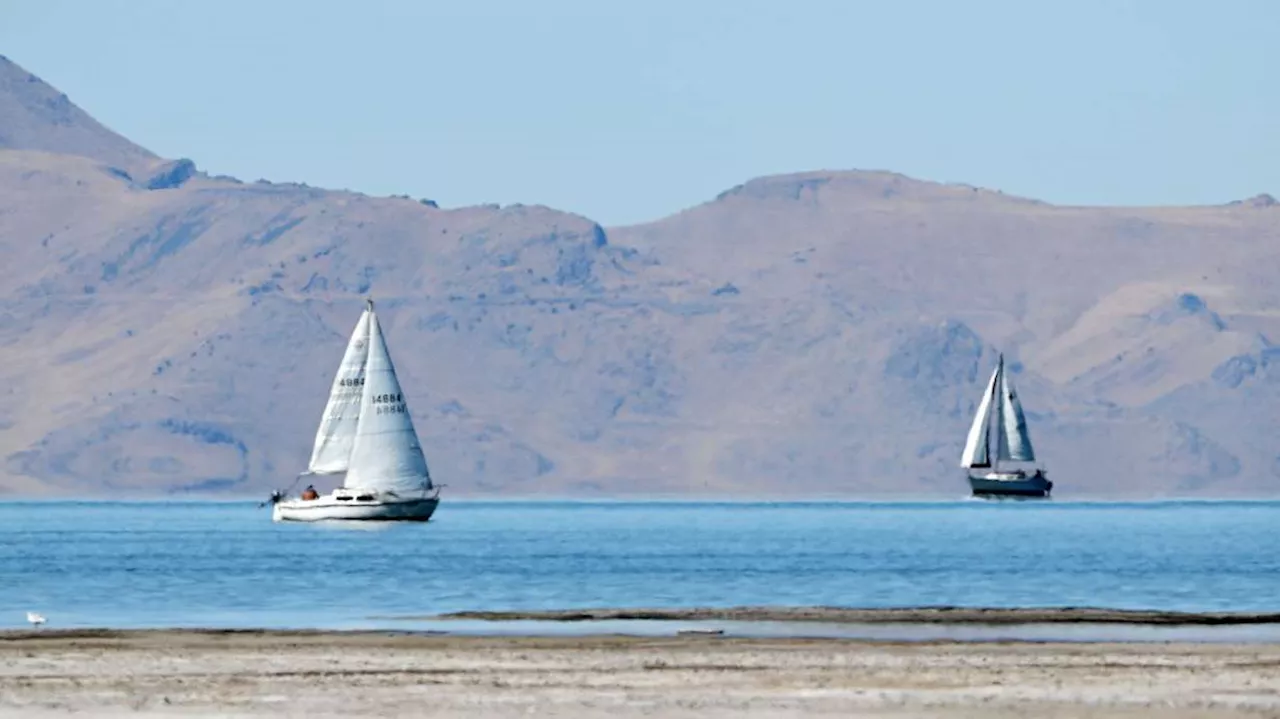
[1,499,1278,631]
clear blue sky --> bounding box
[3,0,1276,225]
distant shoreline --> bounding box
[417,608,1280,644]
[9,608,1280,648]
[7,606,1280,642]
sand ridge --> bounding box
[428,605,1280,625]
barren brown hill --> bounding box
[610,173,1280,496]
[1,57,1278,498]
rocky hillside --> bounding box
[1,56,1277,498]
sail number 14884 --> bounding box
[373,392,406,415]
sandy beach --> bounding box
[3,630,1280,718]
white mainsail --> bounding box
[342,305,433,495]
[960,364,999,468]
[306,307,372,474]
[996,364,1036,462]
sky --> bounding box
[2,0,1277,225]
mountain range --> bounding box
[2,54,1278,498]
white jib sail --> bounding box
[960,364,999,468]
[998,368,1036,462]
[306,307,372,474]
[343,307,433,495]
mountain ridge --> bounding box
[1,56,1278,498]
[0,55,157,174]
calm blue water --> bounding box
[1,500,1278,630]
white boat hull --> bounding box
[272,494,439,522]
[968,470,1052,499]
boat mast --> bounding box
[990,354,1003,473]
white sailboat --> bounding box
[960,354,1052,499]
[268,299,441,522]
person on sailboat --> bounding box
[258,490,284,508]
[301,485,319,501]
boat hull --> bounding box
[272,495,439,522]
[968,471,1052,499]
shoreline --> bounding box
[10,605,1280,646]
[8,606,1280,641]
[3,629,1280,648]
[6,626,1280,645]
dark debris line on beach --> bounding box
[420,606,1280,626]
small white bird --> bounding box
[26,612,46,629]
